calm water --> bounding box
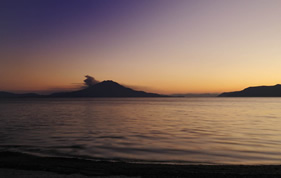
[1,98,281,165]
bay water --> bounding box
[1,98,281,165]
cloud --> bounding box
[84,75,99,87]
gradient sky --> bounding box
[1,0,281,94]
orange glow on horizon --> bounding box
[1,1,281,94]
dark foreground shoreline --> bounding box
[1,152,281,178]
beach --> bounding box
[1,152,281,178]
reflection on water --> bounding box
[1,98,281,164]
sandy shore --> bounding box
[1,151,281,177]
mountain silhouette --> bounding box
[50,80,165,97]
[0,91,39,98]
[219,84,281,97]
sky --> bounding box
[1,0,281,94]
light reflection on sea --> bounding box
[1,98,281,165]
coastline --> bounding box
[1,152,281,178]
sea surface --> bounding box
[1,97,281,165]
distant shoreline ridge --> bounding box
[0,80,167,98]
[2,82,281,98]
[219,84,281,97]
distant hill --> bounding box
[0,81,165,98]
[219,84,281,97]
[0,91,39,98]
[50,80,166,97]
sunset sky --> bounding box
[1,0,281,94]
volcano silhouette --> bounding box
[50,80,165,97]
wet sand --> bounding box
[1,152,281,177]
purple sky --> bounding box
[1,0,281,94]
